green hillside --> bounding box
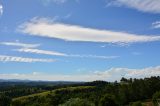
[1,77,160,106]
[12,86,95,106]
[12,86,94,101]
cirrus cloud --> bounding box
[41,0,79,5]
[0,55,55,63]
[107,0,160,14]
[152,21,160,29]
[0,42,40,48]
[14,48,118,59]
[14,48,67,56]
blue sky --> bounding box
[0,0,160,81]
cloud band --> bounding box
[18,18,160,43]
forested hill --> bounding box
[1,76,160,106]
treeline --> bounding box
[0,81,84,98]
[44,76,160,106]
[1,76,160,106]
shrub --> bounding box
[130,101,143,106]
[152,91,160,106]
[99,94,118,106]
[59,98,95,106]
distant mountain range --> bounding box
[0,79,31,82]
[0,79,83,82]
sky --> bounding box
[0,0,160,81]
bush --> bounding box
[152,91,160,106]
[0,94,11,106]
[59,98,95,106]
[99,94,118,106]
[130,101,143,106]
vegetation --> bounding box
[152,91,160,106]
[0,94,11,106]
[99,94,117,106]
[130,101,144,106]
[59,98,95,106]
[0,76,160,106]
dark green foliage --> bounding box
[0,94,11,106]
[0,81,83,98]
[1,76,160,106]
[59,98,95,106]
[120,77,128,82]
[152,91,160,106]
[99,94,117,106]
[130,101,143,106]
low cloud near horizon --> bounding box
[1,66,160,81]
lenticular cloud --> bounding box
[18,18,160,44]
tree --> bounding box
[152,91,160,106]
[11,100,22,106]
[59,98,95,106]
[99,94,118,106]
[0,94,11,106]
[130,101,143,106]
[120,77,128,83]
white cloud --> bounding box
[100,42,130,48]
[14,48,118,59]
[69,54,119,59]
[0,42,40,48]
[18,18,160,44]
[14,48,67,56]
[132,52,141,55]
[0,55,54,63]
[0,3,3,16]
[0,72,92,81]
[51,0,67,3]
[41,0,66,5]
[45,0,67,4]
[100,45,106,48]
[107,0,160,14]
[152,21,160,29]
[1,66,160,81]
[0,72,109,81]
[64,13,72,19]
[41,0,78,5]
[93,66,160,81]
